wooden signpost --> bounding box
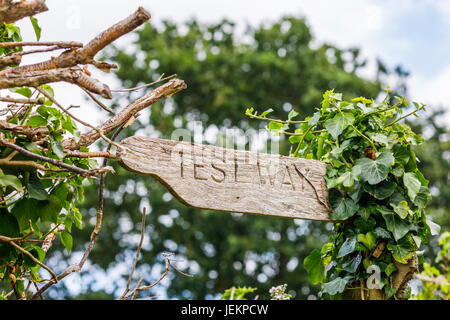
[117,136,333,222]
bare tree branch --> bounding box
[62,78,187,150]
[0,67,112,99]
[0,53,21,69]
[0,41,83,49]
[0,132,115,177]
[1,7,150,75]
[0,0,48,24]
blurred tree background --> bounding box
[44,16,448,299]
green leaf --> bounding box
[385,263,397,276]
[342,253,362,273]
[413,186,431,208]
[27,173,49,200]
[221,287,256,300]
[324,113,355,140]
[0,211,20,237]
[0,174,22,190]
[390,200,410,219]
[328,189,359,220]
[26,115,47,127]
[377,206,412,241]
[60,232,73,254]
[304,249,324,285]
[373,227,392,240]
[29,16,41,41]
[426,216,440,236]
[50,138,66,159]
[337,236,357,258]
[385,285,397,299]
[308,112,321,125]
[9,87,32,98]
[387,243,414,264]
[11,198,39,231]
[363,180,396,200]
[392,145,410,165]
[287,109,298,121]
[403,172,421,201]
[355,151,394,185]
[357,232,376,250]
[322,276,352,295]
[260,108,273,117]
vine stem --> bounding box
[349,123,377,152]
[292,125,314,157]
[384,105,425,128]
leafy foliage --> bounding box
[0,22,97,298]
[72,16,389,300]
[413,232,449,300]
[248,89,437,299]
[221,286,256,300]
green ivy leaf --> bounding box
[403,172,421,201]
[373,227,392,240]
[357,232,376,250]
[329,189,359,220]
[355,151,394,185]
[342,253,362,273]
[337,236,357,258]
[260,108,273,117]
[385,263,397,276]
[390,200,410,219]
[377,206,412,241]
[426,216,440,236]
[392,145,410,165]
[304,249,324,285]
[387,242,414,264]
[322,276,352,295]
[363,180,396,200]
[413,186,431,208]
[324,113,355,140]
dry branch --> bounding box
[0,120,48,140]
[62,78,187,150]
[0,96,44,104]
[0,0,48,24]
[0,132,115,177]
[0,53,21,69]
[0,41,83,49]
[0,67,112,98]
[1,7,150,75]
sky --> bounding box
[11,0,449,298]
[13,0,450,126]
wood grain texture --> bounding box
[118,136,333,221]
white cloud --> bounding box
[409,64,450,107]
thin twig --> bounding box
[0,41,83,49]
[0,235,57,282]
[111,74,176,92]
[35,86,123,150]
[79,86,115,114]
[0,134,115,177]
[120,208,147,299]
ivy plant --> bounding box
[247,88,439,299]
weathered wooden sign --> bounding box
[117,136,332,221]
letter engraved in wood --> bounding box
[117,136,332,221]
